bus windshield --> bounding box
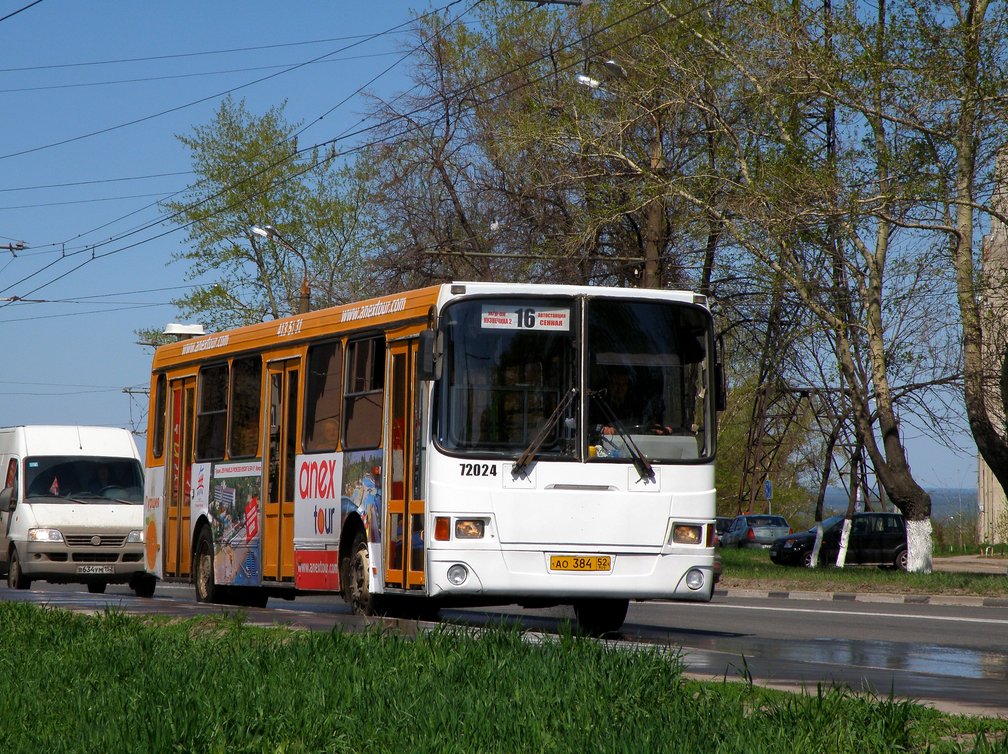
[437,297,577,456]
[586,298,712,462]
[436,294,714,463]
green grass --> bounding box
[0,603,1005,752]
[718,547,1008,597]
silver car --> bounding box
[719,514,792,548]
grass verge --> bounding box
[1,602,1006,752]
[718,547,1008,597]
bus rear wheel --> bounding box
[344,530,375,616]
[193,528,218,604]
[573,598,629,637]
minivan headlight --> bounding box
[127,529,143,543]
[28,528,64,542]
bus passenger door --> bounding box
[166,376,196,577]
[264,360,299,581]
[385,340,426,591]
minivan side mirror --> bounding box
[0,487,14,513]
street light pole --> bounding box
[251,225,310,314]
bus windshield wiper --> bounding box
[512,387,578,478]
[589,390,655,482]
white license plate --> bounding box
[76,565,114,575]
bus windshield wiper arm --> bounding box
[589,390,654,482]
[512,387,578,478]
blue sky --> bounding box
[0,0,980,489]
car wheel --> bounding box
[130,574,157,598]
[573,598,630,637]
[7,548,30,590]
[343,529,375,616]
[895,549,908,571]
[802,551,817,568]
[193,527,219,604]
[87,582,106,594]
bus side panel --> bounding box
[143,466,165,579]
[291,449,383,591]
[195,461,263,587]
[293,451,344,590]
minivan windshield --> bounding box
[24,456,144,503]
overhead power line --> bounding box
[3,0,688,308]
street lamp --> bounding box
[251,224,310,314]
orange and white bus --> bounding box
[143,281,722,633]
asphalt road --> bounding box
[5,579,1007,717]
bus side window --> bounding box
[343,336,385,450]
[229,356,262,458]
[152,374,167,460]
[196,363,228,461]
[304,341,343,452]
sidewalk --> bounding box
[713,554,1008,607]
[932,554,1008,574]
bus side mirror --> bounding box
[0,487,14,512]
[417,330,441,381]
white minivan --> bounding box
[0,425,155,597]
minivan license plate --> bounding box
[549,555,612,572]
[77,565,114,575]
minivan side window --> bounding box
[196,363,228,461]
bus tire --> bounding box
[343,529,375,616]
[573,598,629,637]
[7,547,30,590]
[130,573,157,598]
[193,527,218,604]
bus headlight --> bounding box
[685,568,705,590]
[447,564,468,586]
[670,524,702,545]
[454,519,485,539]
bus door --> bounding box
[264,359,299,581]
[385,340,427,591]
[165,376,196,577]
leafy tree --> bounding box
[161,96,372,332]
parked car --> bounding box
[769,512,907,569]
[719,514,791,548]
[714,516,733,543]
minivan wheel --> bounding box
[130,573,157,598]
[7,548,30,590]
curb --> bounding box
[713,588,1008,608]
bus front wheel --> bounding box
[573,598,629,637]
[344,530,375,616]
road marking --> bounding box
[705,602,1008,625]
